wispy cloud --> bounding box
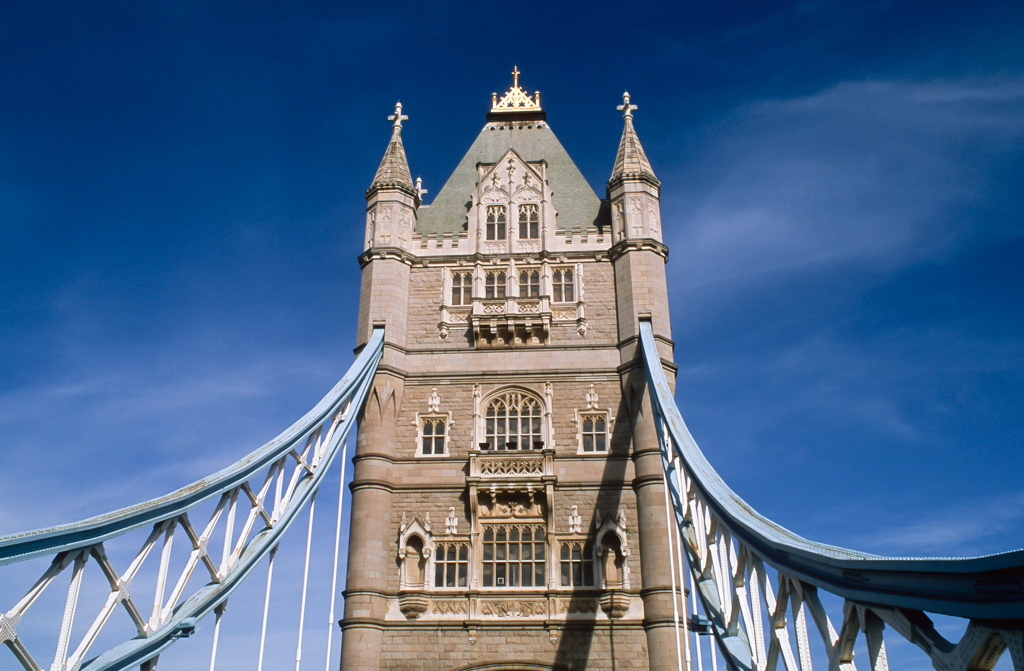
[666,78,1024,292]
[851,489,1024,556]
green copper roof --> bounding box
[415,122,608,236]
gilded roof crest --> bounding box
[491,66,542,112]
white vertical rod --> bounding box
[662,467,684,671]
[208,602,226,671]
[325,436,349,671]
[711,631,720,671]
[294,490,318,671]
[691,570,704,671]
[673,457,693,671]
[256,545,278,671]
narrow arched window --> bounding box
[485,271,506,299]
[518,204,539,239]
[486,205,506,240]
[451,271,471,306]
[553,269,574,302]
[421,418,446,455]
[518,270,540,298]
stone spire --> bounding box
[370,102,414,190]
[606,91,662,245]
[609,92,658,186]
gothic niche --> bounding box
[595,510,631,618]
[478,488,545,519]
[397,513,432,618]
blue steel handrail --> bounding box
[638,320,1024,621]
[0,328,384,671]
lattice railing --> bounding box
[0,328,384,671]
[638,319,1024,671]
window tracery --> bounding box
[560,540,595,587]
[433,542,469,588]
[481,524,546,588]
[552,268,575,303]
[486,205,506,241]
[485,271,506,299]
[518,204,539,239]
[518,269,540,298]
[483,390,543,450]
[451,271,471,306]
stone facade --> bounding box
[340,79,678,670]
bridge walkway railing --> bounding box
[638,318,1024,671]
[0,328,384,671]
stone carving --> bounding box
[600,591,631,619]
[483,303,505,314]
[586,385,599,409]
[481,600,546,617]
[479,457,545,477]
[447,312,468,323]
[399,593,430,619]
[432,599,468,615]
[445,507,458,535]
[479,490,544,519]
[519,301,540,313]
[553,310,576,321]
[485,243,505,254]
[558,598,599,614]
[427,388,441,412]
[569,505,582,534]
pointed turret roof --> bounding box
[369,102,414,190]
[609,92,659,186]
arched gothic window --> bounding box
[518,204,539,239]
[518,269,540,298]
[484,389,543,450]
[451,271,471,306]
[485,271,506,299]
[486,205,506,240]
[552,268,575,302]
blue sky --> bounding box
[1,1,1022,668]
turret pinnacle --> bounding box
[609,92,659,186]
[370,102,414,190]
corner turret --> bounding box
[607,92,662,244]
[365,102,418,251]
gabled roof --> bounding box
[416,122,608,236]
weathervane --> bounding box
[388,101,408,130]
[618,91,637,119]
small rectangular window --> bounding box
[421,418,446,455]
[560,541,595,587]
[553,269,575,303]
[580,414,608,453]
[485,271,506,299]
[518,270,540,298]
[434,543,469,587]
[518,204,539,239]
[451,272,471,306]
[486,206,507,241]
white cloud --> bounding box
[665,78,1024,292]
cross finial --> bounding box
[617,91,638,119]
[512,66,520,88]
[388,101,408,130]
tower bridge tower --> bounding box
[341,73,678,670]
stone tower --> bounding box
[341,72,678,670]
